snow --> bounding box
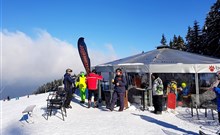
[1,93,219,135]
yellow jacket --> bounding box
[76,75,87,89]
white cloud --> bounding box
[0,29,117,98]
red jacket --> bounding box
[87,73,103,90]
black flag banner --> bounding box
[77,37,91,74]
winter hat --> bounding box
[92,69,97,74]
[80,71,85,76]
[152,73,158,78]
[66,68,72,73]
[115,68,122,73]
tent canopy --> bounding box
[95,48,220,73]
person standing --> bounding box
[109,68,127,112]
[166,80,178,112]
[63,68,75,108]
[179,82,190,107]
[212,71,220,124]
[87,69,103,108]
[76,72,87,103]
[152,73,164,114]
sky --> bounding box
[0,0,217,98]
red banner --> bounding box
[77,37,91,74]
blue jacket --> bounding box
[113,75,127,93]
[63,73,75,92]
[182,87,189,96]
[213,83,220,112]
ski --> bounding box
[200,126,220,134]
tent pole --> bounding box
[195,73,200,105]
[149,73,153,106]
[109,72,114,103]
[98,80,101,103]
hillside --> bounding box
[1,92,219,135]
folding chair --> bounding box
[46,86,67,121]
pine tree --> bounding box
[33,78,63,94]
[185,21,202,54]
[160,34,167,45]
[185,26,193,52]
[169,40,173,48]
[177,35,186,51]
[171,35,178,49]
[203,0,220,58]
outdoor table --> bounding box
[135,87,146,111]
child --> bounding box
[166,80,177,113]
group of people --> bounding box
[152,71,220,123]
[62,67,127,112]
[63,68,103,109]
[151,73,189,114]
[63,68,220,122]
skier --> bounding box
[152,73,164,114]
[63,68,75,108]
[76,72,87,104]
[86,69,103,108]
[109,68,127,112]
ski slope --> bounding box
[1,93,219,135]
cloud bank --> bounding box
[0,30,117,99]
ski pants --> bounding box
[153,95,163,112]
[65,89,73,106]
[110,91,125,111]
[80,88,86,102]
[88,90,98,102]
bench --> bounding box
[22,105,36,115]
[20,105,36,123]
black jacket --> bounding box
[63,73,75,92]
[113,75,127,93]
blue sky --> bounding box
[2,0,216,58]
[0,0,217,98]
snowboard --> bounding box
[167,93,176,109]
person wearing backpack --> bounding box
[152,73,164,114]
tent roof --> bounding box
[95,48,220,73]
[103,48,220,65]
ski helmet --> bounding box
[181,82,187,88]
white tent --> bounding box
[95,47,220,105]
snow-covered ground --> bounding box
[1,93,219,135]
